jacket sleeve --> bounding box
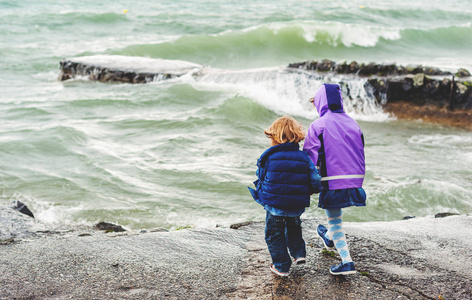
[256,164,262,181]
[303,124,321,166]
[308,159,321,194]
[252,168,262,192]
[248,159,265,201]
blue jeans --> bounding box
[264,211,306,273]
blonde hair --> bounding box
[264,115,305,144]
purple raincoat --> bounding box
[303,84,366,208]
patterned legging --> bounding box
[325,208,352,263]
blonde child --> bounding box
[248,115,321,276]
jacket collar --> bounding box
[257,143,300,166]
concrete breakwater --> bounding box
[58,55,472,129]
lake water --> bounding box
[1,0,471,230]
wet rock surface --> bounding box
[228,218,472,300]
[383,101,472,130]
[11,200,35,219]
[287,59,456,77]
[1,204,471,299]
[0,203,39,242]
[94,221,127,232]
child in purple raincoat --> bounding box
[304,83,367,275]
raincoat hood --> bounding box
[313,84,344,117]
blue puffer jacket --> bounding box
[248,143,321,210]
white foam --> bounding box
[243,20,402,48]
[420,178,472,195]
[35,201,85,225]
[192,67,389,121]
[67,55,203,74]
[464,152,472,164]
[5,192,83,226]
[408,134,472,148]
[301,21,400,47]
[47,32,180,58]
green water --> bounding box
[0,0,471,229]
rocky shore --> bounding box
[1,204,471,299]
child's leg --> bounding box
[265,211,292,273]
[325,208,353,264]
[285,216,306,259]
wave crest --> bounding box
[257,21,401,47]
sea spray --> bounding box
[195,67,388,119]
